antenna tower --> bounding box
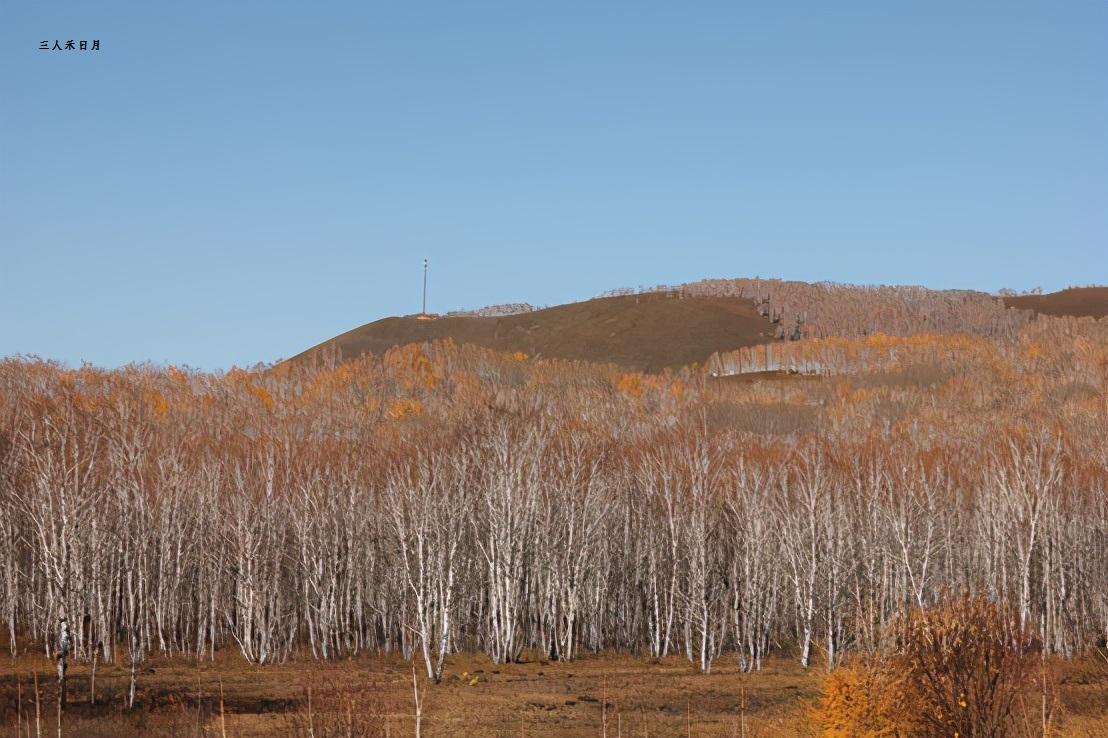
[422,258,428,315]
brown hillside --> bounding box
[290,292,775,373]
[1003,287,1108,318]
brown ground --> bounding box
[288,292,775,373]
[1003,287,1108,319]
[3,650,1107,737]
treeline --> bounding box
[1,314,1106,680]
[679,277,1034,339]
[467,277,1037,339]
[708,312,1108,377]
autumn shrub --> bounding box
[819,597,1057,738]
[818,657,924,737]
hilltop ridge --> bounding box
[288,282,1108,373]
[289,291,775,373]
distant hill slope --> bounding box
[677,278,1032,339]
[289,292,775,373]
[1002,287,1108,319]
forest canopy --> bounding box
[1,286,1107,682]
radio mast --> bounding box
[422,258,428,315]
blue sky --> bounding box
[2,1,1105,369]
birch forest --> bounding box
[2,292,1107,687]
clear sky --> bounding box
[2,1,1105,369]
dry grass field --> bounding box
[1002,287,1108,319]
[287,291,776,372]
[3,649,1108,737]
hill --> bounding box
[288,282,1108,374]
[1002,287,1108,319]
[289,291,775,373]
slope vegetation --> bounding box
[290,292,774,373]
[1002,287,1108,319]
